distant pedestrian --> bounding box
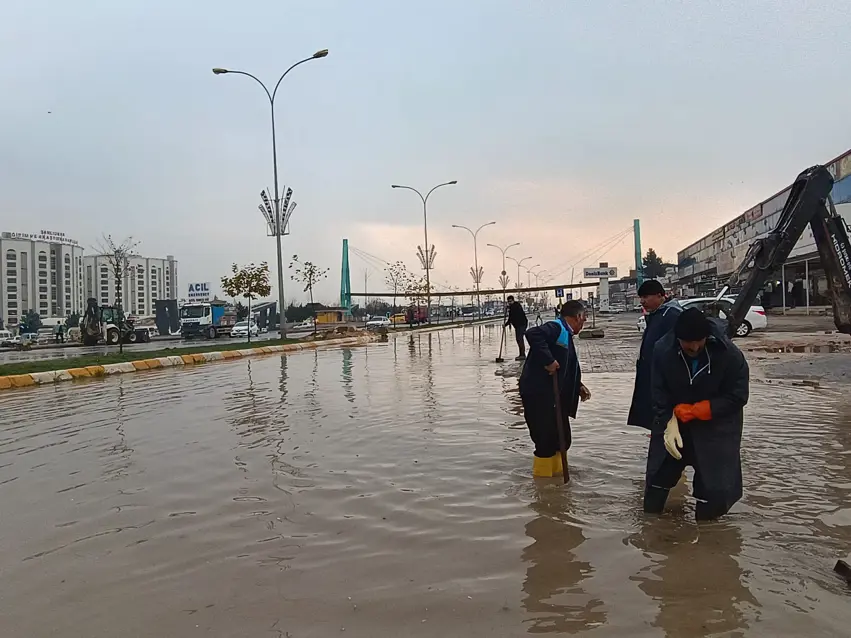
[505,295,528,360]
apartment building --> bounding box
[0,230,85,327]
[83,254,178,317]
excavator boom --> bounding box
[718,165,851,336]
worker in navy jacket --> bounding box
[645,308,749,520]
[628,280,682,428]
[519,300,591,478]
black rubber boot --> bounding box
[643,485,670,514]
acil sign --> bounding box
[187,282,212,303]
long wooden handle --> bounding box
[552,373,570,484]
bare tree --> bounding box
[384,261,410,313]
[290,255,330,334]
[97,235,139,353]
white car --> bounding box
[230,321,260,338]
[366,316,391,329]
[291,320,315,331]
[637,297,767,337]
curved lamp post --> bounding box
[212,48,329,338]
[451,221,495,318]
[391,181,457,321]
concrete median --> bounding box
[0,334,379,392]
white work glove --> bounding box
[663,414,683,460]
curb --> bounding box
[0,334,379,392]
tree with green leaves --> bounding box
[642,248,667,279]
[20,309,42,334]
[290,256,330,329]
[234,301,249,321]
[221,262,271,343]
[65,312,81,328]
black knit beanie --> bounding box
[675,307,710,341]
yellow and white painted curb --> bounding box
[0,334,378,392]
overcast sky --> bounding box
[1,1,849,304]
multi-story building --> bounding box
[0,230,85,328]
[676,148,851,306]
[83,254,178,317]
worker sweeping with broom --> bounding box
[519,300,590,479]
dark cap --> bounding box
[637,280,665,296]
[675,307,710,341]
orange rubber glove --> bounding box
[674,403,695,423]
[691,400,712,421]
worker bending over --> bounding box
[505,295,528,360]
[519,300,591,478]
[645,308,749,520]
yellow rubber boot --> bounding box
[532,455,554,478]
[551,453,564,477]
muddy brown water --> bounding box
[1,327,851,637]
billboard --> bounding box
[187,282,212,303]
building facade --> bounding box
[0,231,85,328]
[83,254,178,317]
[676,148,851,306]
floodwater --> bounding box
[1,326,850,637]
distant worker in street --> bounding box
[628,280,682,429]
[645,307,749,520]
[519,300,591,478]
[505,295,528,360]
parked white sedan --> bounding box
[365,316,392,329]
[637,297,767,337]
[231,321,260,338]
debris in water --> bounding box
[834,559,851,584]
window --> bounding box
[52,304,58,315]
[50,257,56,270]
[39,278,47,285]
[50,272,56,285]
[5,249,15,261]
[39,286,48,293]
[51,289,57,300]
[101,286,109,292]
[7,285,17,293]
[7,301,17,309]
[6,269,16,277]
[38,252,47,262]
[40,294,48,301]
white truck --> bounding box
[179,301,237,339]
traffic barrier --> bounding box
[0,334,379,392]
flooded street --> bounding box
[1,325,851,637]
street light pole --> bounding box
[507,256,533,289]
[452,221,496,318]
[212,48,329,339]
[391,181,457,322]
[525,263,541,288]
[487,241,520,307]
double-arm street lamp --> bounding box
[451,221,496,318]
[391,181,457,320]
[507,256,533,289]
[212,48,329,338]
[524,263,541,288]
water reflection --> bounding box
[103,380,134,481]
[629,519,758,636]
[522,489,606,633]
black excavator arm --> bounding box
[716,164,851,335]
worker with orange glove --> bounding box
[644,307,749,520]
